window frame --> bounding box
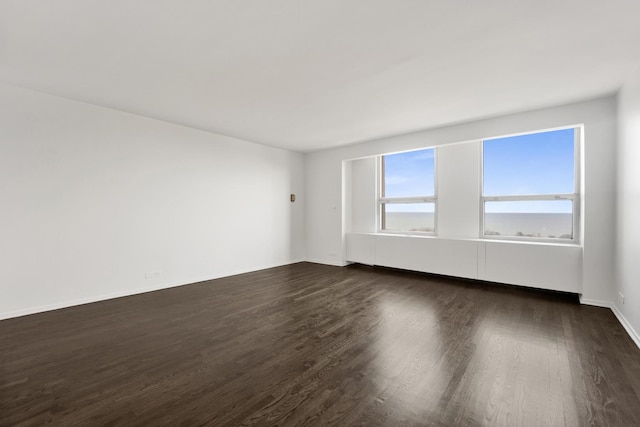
[377,148,438,235]
[479,126,581,243]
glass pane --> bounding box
[384,148,435,197]
[383,203,435,232]
[484,200,573,239]
[483,128,575,196]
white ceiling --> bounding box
[2,1,640,152]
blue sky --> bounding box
[384,148,435,213]
[483,128,575,213]
[384,128,575,214]
[483,128,575,196]
[384,148,435,197]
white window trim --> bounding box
[377,149,438,235]
[479,126,581,243]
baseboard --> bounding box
[579,297,640,350]
[1,282,197,321]
[0,259,305,321]
[579,298,612,308]
[304,258,349,267]
[611,305,640,350]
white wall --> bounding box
[437,142,481,239]
[306,96,617,302]
[344,157,377,234]
[616,65,640,346]
[0,83,305,319]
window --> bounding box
[379,148,436,233]
[481,127,579,241]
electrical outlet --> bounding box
[619,292,625,305]
[145,271,161,279]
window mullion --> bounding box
[482,194,577,202]
[380,196,437,204]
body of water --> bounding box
[385,212,573,239]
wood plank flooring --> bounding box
[1,262,640,426]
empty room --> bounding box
[2,1,640,426]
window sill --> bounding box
[351,232,582,248]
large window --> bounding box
[379,148,436,233]
[482,127,579,241]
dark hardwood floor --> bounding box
[1,262,640,426]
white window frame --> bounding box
[480,126,581,243]
[377,148,438,235]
